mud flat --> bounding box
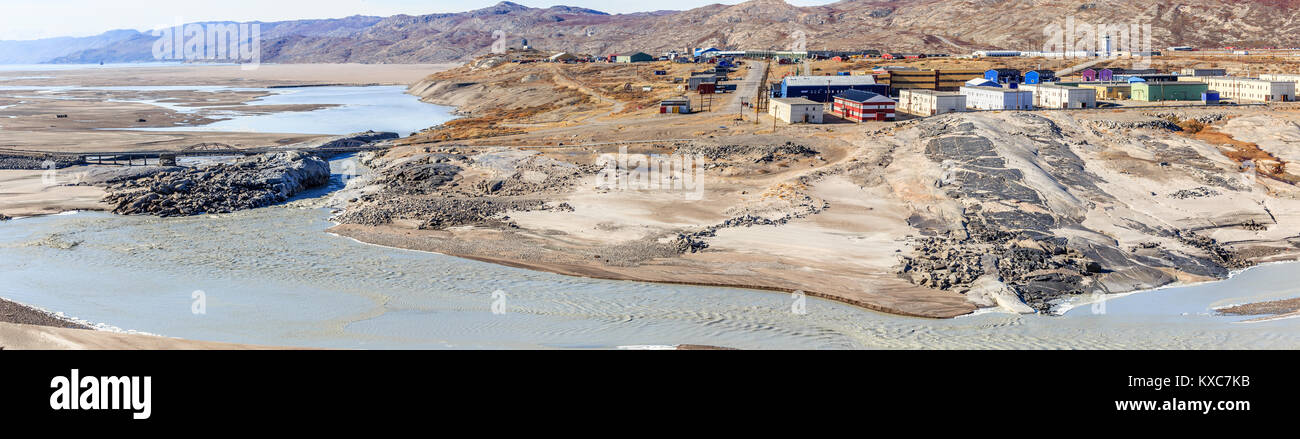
[1217,296,1300,322]
[0,63,459,88]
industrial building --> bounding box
[779,75,889,103]
[1192,77,1296,102]
[1182,68,1226,77]
[973,50,1021,57]
[965,78,999,88]
[694,48,720,58]
[831,90,896,121]
[659,97,692,114]
[769,97,824,124]
[1077,82,1133,100]
[882,69,985,92]
[1110,68,1159,76]
[897,89,967,116]
[549,52,577,62]
[687,73,720,91]
[1031,84,1097,108]
[1130,81,1209,101]
[614,52,653,63]
[1117,74,1180,83]
[960,86,1033,110]
[1082,68,1143,82]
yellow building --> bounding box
[1078,83,1132,100]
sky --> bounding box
[1,0,840,41]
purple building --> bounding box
[1099,68,1115,82]
[1080,68,1098,82]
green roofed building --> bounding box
[1131,81,1209,101]
[614,52,653,63]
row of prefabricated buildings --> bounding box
[760,69,1300,122]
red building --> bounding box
[832,90,896,122]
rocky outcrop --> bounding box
[285,131,399,149]
[897,112,1258,313]
[103,152,330,217]
[0,154,83,170]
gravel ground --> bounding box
[0,297,92,330]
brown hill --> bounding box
[44,0,1300,64]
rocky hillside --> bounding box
[12,0,1300,65]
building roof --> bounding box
[834,89,894,103]
[1131,81,1205,86]
[614,52,650,57]
[1206,76,1293,84]
[901,89,963,97]
[772,97,822,106]
[1109,68,1159,75]
[961,86,1029,93]
[783,75,877,86]
[1036,83,1089,90]
[965,78,999,87]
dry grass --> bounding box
[1173,116,1296,183]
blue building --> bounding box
[1023,70,1057,84]
[694,48,720,57]
[779,75,889,103]
[984,68,1022,85]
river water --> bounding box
[2,159,1298,349]
[0,84,455,136]
[2,81,1298,349]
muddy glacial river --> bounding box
[2,157,1298,349]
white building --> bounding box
[659,97,692,114]
[898,89,966,116]
[1260,74,1300,90]
[1031,84,1097,109]
[769,97,824,123]
[1197,77,1296,102]
[960,86,1033,110]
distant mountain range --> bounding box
[4,0,1298,65]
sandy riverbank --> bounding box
[1,295,305,350]
[0,321,297,350]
